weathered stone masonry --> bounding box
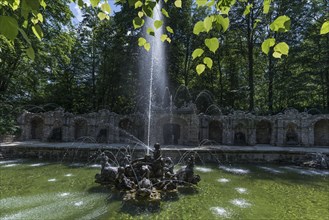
[18,107,329,147]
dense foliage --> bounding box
[0,0,328,134]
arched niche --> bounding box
[74,119,88,140]
[31,117,44,140]
[119,118,144,143]
[208,120,223,144]
[234,123,247,145]
[48,120,62,142]
[285,123,298,145]
[314,119,329,146]
[97,128,108,143]
[163,123,181,145]
[256,120,272,144]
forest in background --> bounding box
[0,0,328,134]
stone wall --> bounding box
[17,108,329,147]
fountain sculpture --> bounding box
[95,143,200,205]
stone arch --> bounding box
[163,123,181,145]
[119,118,133,140]
[74,118,88,140]
[234,123,247,145]
[97,126,108,143]
[30,116,44,140]
[48,120,63,142]
[256,120,272,144]
[208,120,223,144]
[314,119,329,146]
[285,122,298,145]
[118,118,145,142]
[156,116,188,145]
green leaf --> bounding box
[37,13,43,23]
[253,19,261,29]
[196,64,206,75]
[203,57,213,69]
[138,11,144,18]
[154,20,163,29]
[147,27,155,36]
[174,0,182,8]
[98,12,108,20]
[135,1,143,9]
[192,48,204,60]
[144,42,151,51]
[215,15,229,32]
[193,21,205,35]
[18,28,31,45]
[272,51,281,58]
[270,15,291,32]
[26,46,35,60]
[166,26,174,34]
[133,17,144,29]
[320,21,329,35]
[77,0,84,8]
[263,0,271,14]
[161,8,169,18]
[218,6,231,15]
[243,4,253,16]
[31,25,43,41]
[273,42,289,58]
[0,16,18,41]
[101,3,111,13]
[135,1,143,8]
[204,16,213,32]
[196,0,208,7]
[261,38,275,55]
[90,0,100,7]
[142,5,153,17]
[160,34,170,43]
[205,37,219,53]
[40,0,47,8]
[138,37,147,46]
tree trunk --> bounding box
[268,51,273,113]
[217,52,223,106]
[247,6,254,111]
[183,36,191,87]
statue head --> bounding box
[154,143,161,150]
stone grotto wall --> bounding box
[17,107,329,147]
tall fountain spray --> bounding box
[139,1,167,154]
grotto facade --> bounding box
[17,106,329,147]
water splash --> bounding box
[235,187,248,194]
[230,199,251,208]
[219,166,250,174]
[30,163,47,167]
[195,166,213,173]
[0,159,24,165]
[139,1,167,153]
[210,207,231,218]
[258,166,284,174]
[281,166,329,176]
[217,178,230,183]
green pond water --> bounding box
[0,160,328,220]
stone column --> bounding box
[187,114,199,145]
[276,118,284,146]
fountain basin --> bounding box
[0,160,328,219]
